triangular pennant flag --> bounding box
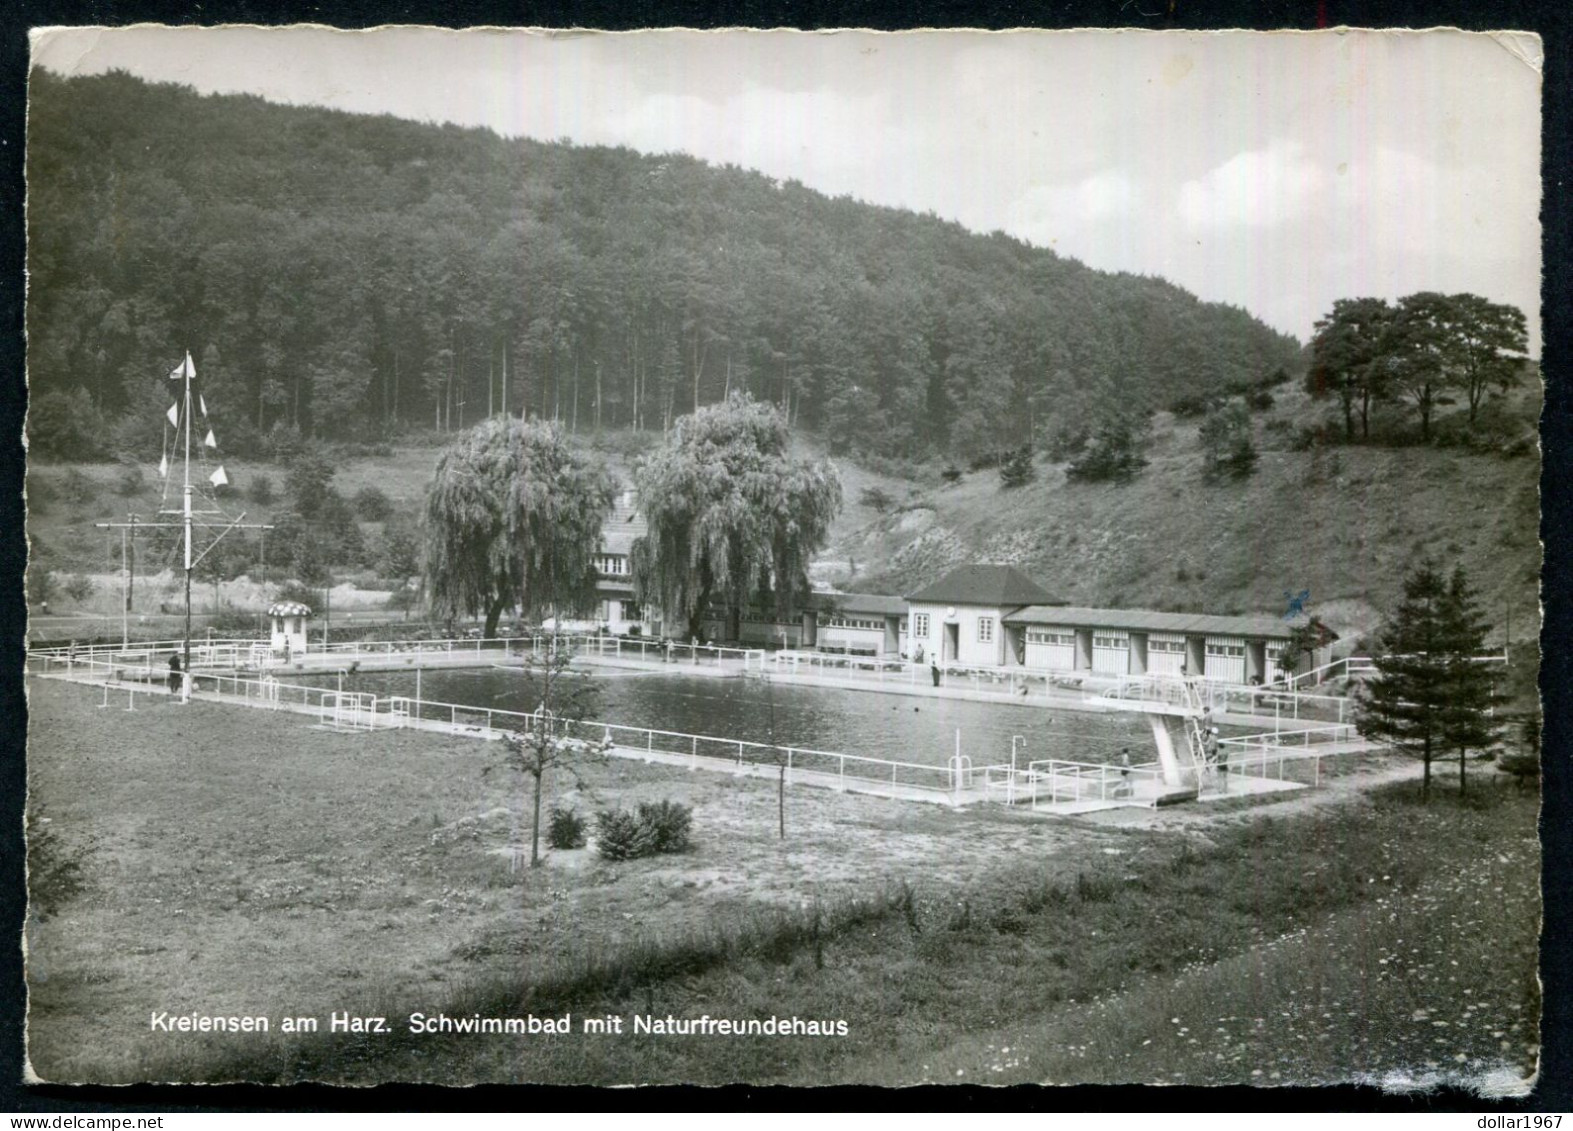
[158,454,168,478]
[199,394,208,416]
[167,403,179,427]
[209,465,228,488]
[169,353,194,380]
[204,429,217,449]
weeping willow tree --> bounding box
[631,392,842,642]
[423,417,616,637]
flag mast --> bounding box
[95,351,268,677]
[181,350,194,677]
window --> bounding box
[978,617,995,643]
[1206,641,1246,657]
[1026,629,1075,646]
[1093,634,1128,650]
[913,613,930,638]
[596,555,628,576]
[1149,638,1185,654]
[827,615,882,630]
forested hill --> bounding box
[26,69,1301,463]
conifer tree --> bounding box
[1438,565,1503,795]
[1357,561,1452,800]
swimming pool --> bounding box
[326,666,1154,770]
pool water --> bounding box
[329,666,1153,770]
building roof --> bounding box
[1003,605,1338,642]
[600,493,648,557]
[267,601,313,618]
[819,592,909,617]
[906,564,1061,609]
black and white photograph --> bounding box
[19,25,1545,1090]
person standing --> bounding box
[167,652,182,695]
[930,653,942,688]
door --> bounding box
[1246,640,1266,684]
[944,622,959,662]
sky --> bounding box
[30,25,1544,349]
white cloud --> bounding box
[1176,140,1328,230]
[1006,171,1140,246]
[603,86,910,202]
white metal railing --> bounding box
[32,656,964,804]
[1095,672,1353,725]
[302,634,763,670]
[1280,650,1506,691]
[763,651,1056,699]
[1212,723,1372,792]
[1005,757,1166,809]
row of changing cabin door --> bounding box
[1019,627,1276,683]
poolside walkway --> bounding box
[30,663,1380,819]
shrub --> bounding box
[207,608,262,635]
[1044,419,1090,462]
[27,567,56,608]
[547,806,588,850]
[27,389,105,460]
[353,485,394,522]
[858,486,894,514]
[1199,402,1259,481]
[272,580,320,610]
[1167,393,1215,419]
[1065,417,1150,484]
[595,808,659,861]
[116,464,144,497]
[62,574,95,603]
[638,799,693,854]
[61,468,96,506]
[595,800,693,860]
[1245,387,1275,411]
[26,474,55,514]
[248,473,276,506]
[940,465,963,484]
[997,446,1036,489]
[1289,422,1338,452]
[27,810,92,919]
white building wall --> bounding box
[1024,627,1076,671]
[908,602,1005,666]
[1147,633,1187,676]
[1091,630,1131,675]
[1203,635,1248,683]
[818,620,888,655]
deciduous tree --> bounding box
[1308,297,1395,441]
[497,645,606,867]
[423,417,615,638]
[631,392,841,642]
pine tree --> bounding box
[1438,565,1503,795]
[1357,561,1452,801]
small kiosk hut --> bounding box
[267,601,313,659]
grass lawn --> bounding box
[24,677,1540,1089]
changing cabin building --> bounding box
[905,564,1060,667]
[882,564,1333,685]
